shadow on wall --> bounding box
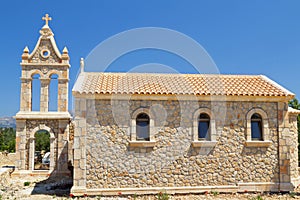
[31,143,73,197]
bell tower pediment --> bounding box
[21,14,69,66]
[28,38,62,64]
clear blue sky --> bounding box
[0,1,299,116]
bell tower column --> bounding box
[20,78,32,112]
[40,78,50,112]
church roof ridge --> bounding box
[80,71,265,77]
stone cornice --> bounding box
[20,63,70,68]
[72,92,293,102]
[15,111,72,120]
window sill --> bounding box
[244,141,272,147]
[129,141,156,147]
[191,141,217,148]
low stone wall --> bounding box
[0,168,13,187]
[0,152,16,167]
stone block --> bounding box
[74,149,81,160]
[74,168,83,179]
[80,158,86,169]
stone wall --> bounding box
[0,168,13,188]
[289,114,299,180]
[84,99,281,189]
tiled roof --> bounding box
[288,107,300,114]
[72,72,294,97]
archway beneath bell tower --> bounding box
[33,130,51,170]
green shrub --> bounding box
[290,191,297,198]
[157,191,169,200]
[133,193,138,200]
[251,195,263,200]
[24,181,30,186]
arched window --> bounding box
[198,113,210,140]
[192,108,216,147]
[245,108,271,147]
[136,113,150,141]
[129,108,156,147]
[251,113,263,141]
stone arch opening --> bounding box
[34,130,50,170]
[29,125,55,171]
[31,73,41,111]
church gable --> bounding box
[22,14,68,65]
[29,38,62,64]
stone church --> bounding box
[14,14,300,196]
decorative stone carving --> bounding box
[39,27,53,38]
[41,66,49,74]
[40,49,50,59]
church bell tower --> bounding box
[14,14,72,176]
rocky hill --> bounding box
[0,117,15,128]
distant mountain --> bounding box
[0,117,16,128]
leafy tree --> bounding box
[35,130,50,152]
[289,98,300,109]
[0,128,50,153]
[289,98,300,133]
[0,128,16,153]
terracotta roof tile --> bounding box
[288,107,300,114]
[72,73,294,97]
